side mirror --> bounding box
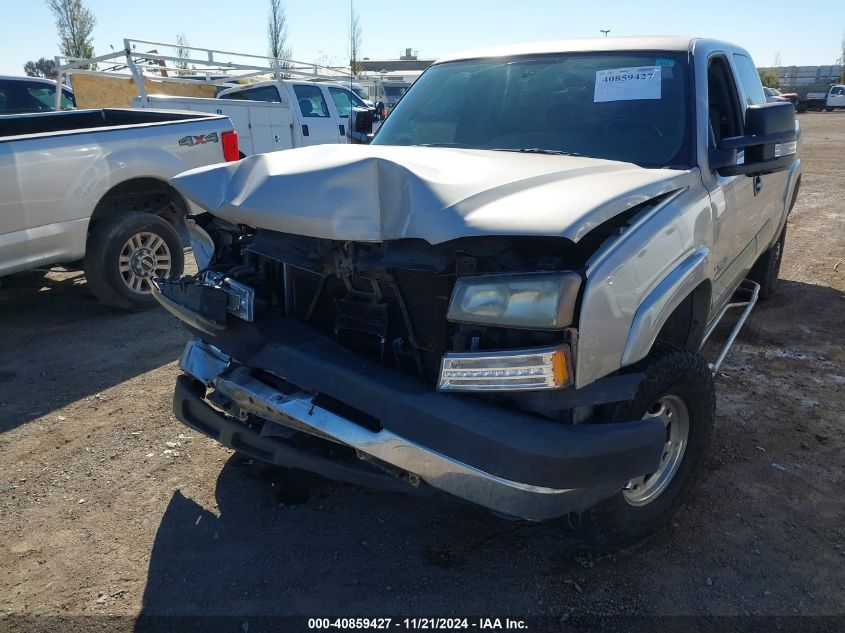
[710,102,797,177]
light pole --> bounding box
[600,29,611,37]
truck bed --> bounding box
[1,107,234,280]
[0,108,225,141]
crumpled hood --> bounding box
[172,144,692,244]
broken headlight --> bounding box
[446,272,581,330]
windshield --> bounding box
[383,85,408,99]
[373,52,693,167]
[329,86,368,116]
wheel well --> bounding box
[655,280,711,352]
[89,178,189,230]
[788,175,801,212]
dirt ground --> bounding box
[1,113,843,630]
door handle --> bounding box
[753,176,762,195]
[339,124,345,136]
[302,125,309,137]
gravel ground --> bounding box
[0,112,843,631]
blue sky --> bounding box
[1,0,843,75]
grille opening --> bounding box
[284,264,456,385]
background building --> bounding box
[758,64,843,95]
[360,48,435,73]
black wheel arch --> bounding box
[655,279,712,353]
[88,177,191,232]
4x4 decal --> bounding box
[178,132,219,147]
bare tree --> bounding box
[47,0,96,67]
[175,33,190,72]
[839,31,845,83]
[349,5,363,75]
[23,57,58,79]
[267,0,292,67]
[772,51,782,69]
[315,50,341,68]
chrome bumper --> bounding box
[179,340,603,520]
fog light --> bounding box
[437,346,570,392]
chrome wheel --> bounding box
[623,394,690,507]
[118,231,172,294]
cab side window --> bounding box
[707,55,743,146]
[292,84,330,118]
[242,86,282,103]
[732,54,767,106]
[328,87,353,117]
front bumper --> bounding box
[172,337,665,520]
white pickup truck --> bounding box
[796,84,845,112]
[155,36,801,548]
[133,80,372,155]
[0,108,237,308]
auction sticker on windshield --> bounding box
[594,66,661,102]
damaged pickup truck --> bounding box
[153,37,801,545]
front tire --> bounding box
[83,212,184,310]
[585,342,715,550]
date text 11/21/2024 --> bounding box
[307,618,528,630]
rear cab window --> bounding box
[219,85,283,103]
[22,83,75,111]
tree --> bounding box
[267,0,292,67]
[758,68,779,88]
[47,0,96,66]
[174,33,190,72]
[839,31,845,83]
[23,57,57,79]
[349,5,363,75]
[315,50,341,68]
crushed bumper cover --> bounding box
[171,328,665,520]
